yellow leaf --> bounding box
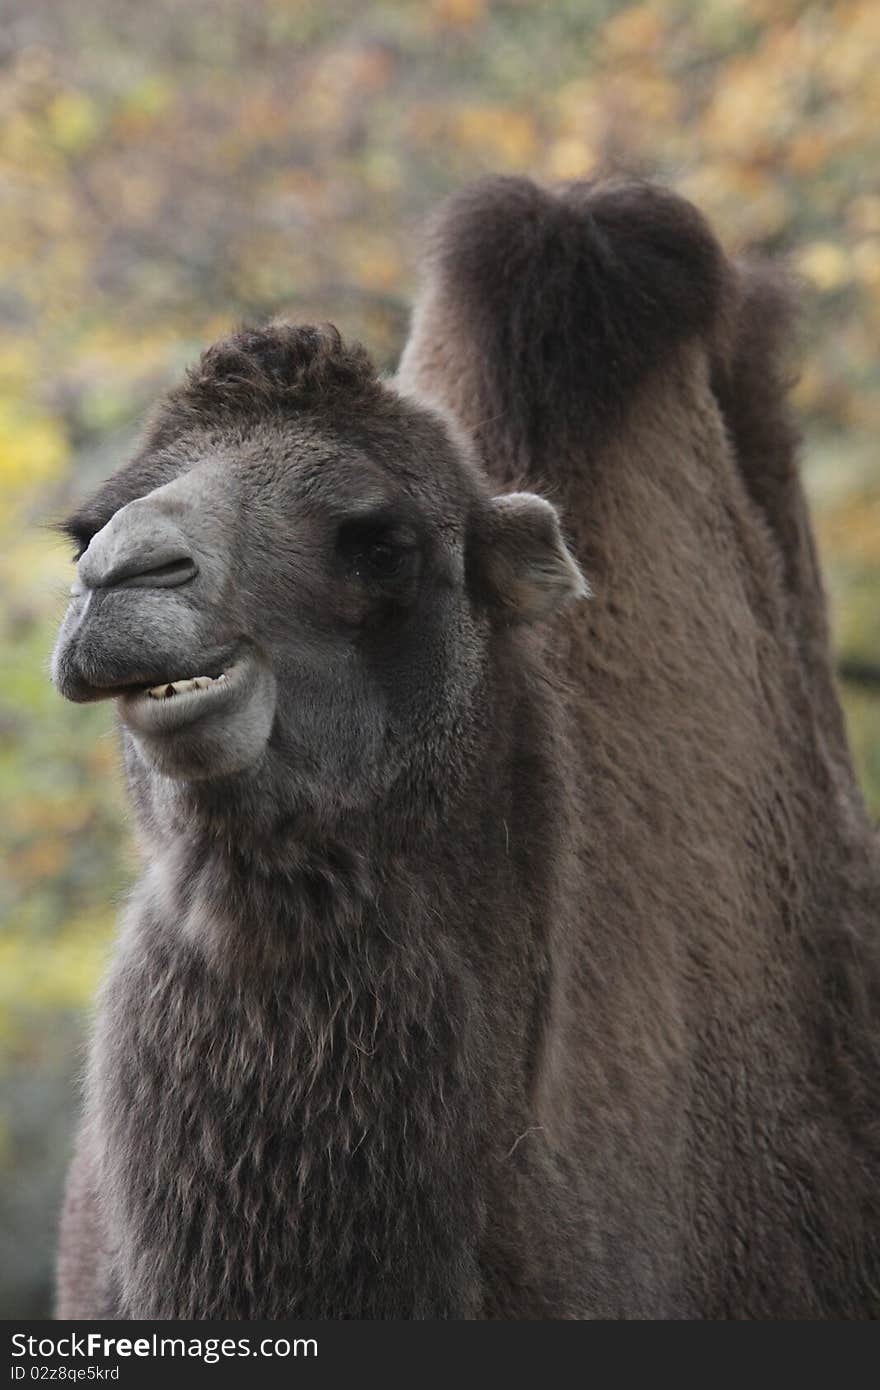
[547,137,595,182]
[852,239,880,288]
[47,90,101,152]
[798,242,850,293]
[602,3,668,57]
[454,105,538,168]
[0,402,67,520]
[430,0,486,27]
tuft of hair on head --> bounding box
[470,492,590,625]
[147,322,384,444]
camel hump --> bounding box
[397,175,730,471]
[712,258,802,556]
[712,258,861,776]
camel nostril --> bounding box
[78,548,199,592]
[74,497,202,595]
[112,556,199,590]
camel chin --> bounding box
[52,617,277,781]
[117,651,277,781]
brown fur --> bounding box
[54,176,880,1319]
[398,176,880,1316]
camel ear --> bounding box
[477,492,590,624]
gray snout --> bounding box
[53,461,236,704]
[78,502,197,593]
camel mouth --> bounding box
[118,650,254,735]
[115,647,278,780]
[144,672,228,699]
[81,663,232,702]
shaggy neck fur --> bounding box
[91,640,570,1319]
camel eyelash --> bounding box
[59,523,95,562]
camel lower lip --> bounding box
[118,653,254,735]
[113,649,276,781]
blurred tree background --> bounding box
[1,0,878,1317]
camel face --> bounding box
[53,428,472,793]
[52,453,279,780]
[52,326,584,807]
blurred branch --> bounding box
[839,660,880,692]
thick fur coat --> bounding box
[56,177,880,1319]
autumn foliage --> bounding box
[0,0,878,1315]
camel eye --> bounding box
[337,513,417,586]
[361,540,402,578]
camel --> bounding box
[52,176,880,1319]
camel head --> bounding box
[52,324,586,818]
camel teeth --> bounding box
[146,673,224,699]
